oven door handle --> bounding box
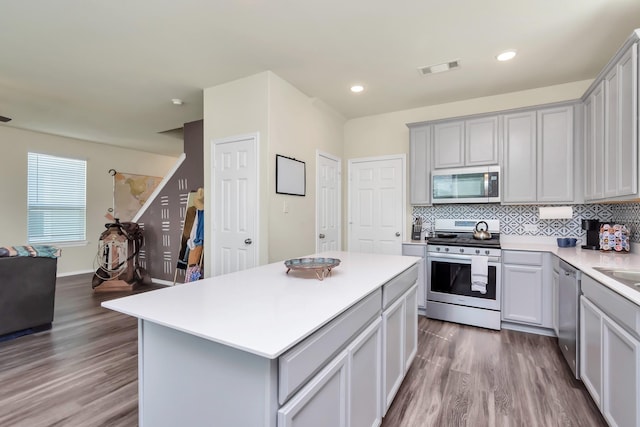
[428,253,501,263]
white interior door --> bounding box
[212,134,258,276]
[316,151,341,253]
[348,156,405,255]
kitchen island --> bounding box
[102,251,420,427]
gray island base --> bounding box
[103,251,420,427]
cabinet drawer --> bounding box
[582,274,640,339]
[401,244,426,257]
[382,264,418,309]
[502,250,544,266]
[278,288,382,405]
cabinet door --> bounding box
[537,105,574,202]
[278,350,348,427]
[602,316,640,427]
[465,116,499,166]
[409,125,431,205]
[580,296,603,409]
[584,82,606,201]
[501,264,543,325]
[433,121,464,168]
[401,245,426,309]
[349,319,382,427]
[404,285,418,372]
[552,269,560,336]
[615,43,638,197]
[382,294,405,414]
[502,111,537,203]
[603,43,638,199]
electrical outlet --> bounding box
[523,223,538,233]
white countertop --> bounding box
[102,251,419,359]
[501,239,640,306]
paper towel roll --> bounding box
[539,206,573,219]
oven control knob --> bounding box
[475,249,480,254]
[459,248,464,253]
[436,247,441,251]
[444,247,449,252]
[485,250,490,255]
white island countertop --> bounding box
[102,251,419,359]
[502,240,640,306]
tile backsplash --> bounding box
[412,203,634,240]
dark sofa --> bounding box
[0,256,58,337]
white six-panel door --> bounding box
[316,151,341,253]
[348,156,405,255]
[212,134,258,276]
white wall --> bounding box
[343,79,593,240]
[203,71,345,268]
[0,126,178,275]
[203,72,271,267]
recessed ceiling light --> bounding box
[171,98,184,105]
[350,85,364,93]
[496,50,517,62]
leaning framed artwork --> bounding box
[276,154,306,196]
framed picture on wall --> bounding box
[276,154,305,196]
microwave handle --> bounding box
[484,172,489,197]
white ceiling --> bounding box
[1,0,639,156]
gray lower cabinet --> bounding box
[552,257,560,336]
[501,251,549,326]
[278,318,383,427]
[278,349,350,427]
[401,243,427,309]
[580,295,603,408]
[580,274,640,427]
[382,283,418,414]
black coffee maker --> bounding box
[581,219,600,250]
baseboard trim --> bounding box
[57,269,93,278]
[501,321,557,337]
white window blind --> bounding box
[27,152,87,244]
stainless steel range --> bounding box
[426,219,502,330]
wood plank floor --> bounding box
[382,317,607,427]
[0,275,606,426]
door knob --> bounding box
[395,232,401,237]
[319,234,325,239]
[244,238,252,245]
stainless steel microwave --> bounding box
[432,166,500,203]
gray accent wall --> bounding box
[137,120,204,283]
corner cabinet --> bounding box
[433,117,498,169]
[408,124,431,205]
[583,33,639,202]
[501,104,575,204]
[580,274,640,427]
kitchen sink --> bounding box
[592,267,640,289]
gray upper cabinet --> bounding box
[433,121,464,168]
[409,124,431,205]
[433,117,498,169]
[465,116,499,166]
[501,104,575,204]
[584,35,638,202]
[584,82,605,201]
[605,43,638,198]
[502,111,537,203]
[537,105,574,202]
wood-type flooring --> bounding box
[0,275,607,426]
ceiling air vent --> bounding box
[0,115,12,123]
[418,60,461,75]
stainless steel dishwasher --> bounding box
[558,260,581,379]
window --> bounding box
[27,152,87,244]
